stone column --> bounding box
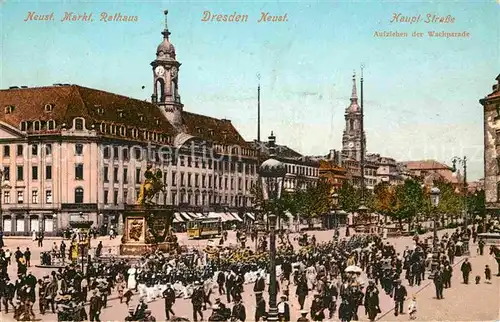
[117,212,124,235]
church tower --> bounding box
[341,73,366,162]
[151,10,183,128]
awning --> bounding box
[230,212,243,222]
[189,212,201,219]
[285,212,294,220]
[246,213,255,221]
[173,217,180,223]
[208,212,229,222]
[180,212,192,221]
[174,213,184,223]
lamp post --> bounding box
[451,156,468,230]
[259,131,286,322]
[331,193,339,228]
[430,187,441,275]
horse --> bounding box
[489,245,500,276]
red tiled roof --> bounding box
[0,85,250,147]
[401,160,450,171]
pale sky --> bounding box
[1,1,499,180]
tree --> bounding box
[467,189,486,220]
[434,180,462,225]
[397,179,425,230]
[338,182,361,214]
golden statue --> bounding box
[137,165,166,205]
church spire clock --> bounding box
[151,10,183,128]
[341,72,365,162]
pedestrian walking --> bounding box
[485,265,492,283]
[393,279,407,316]
[461,258,472,284]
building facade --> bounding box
[0,11,258,236]
[481,74,500,213]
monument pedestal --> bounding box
[120,205,178,256]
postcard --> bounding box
[0,1,498,321]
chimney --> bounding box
[329,149,335,160]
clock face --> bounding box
[155,66,165,76]
[170,66,178,78]
[348,142,354,148]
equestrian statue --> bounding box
[137,165,166,205]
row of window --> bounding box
[101,189,250,207]
[103,166,254,191]
[3,144,54,158]
[4,190,53,204]
[19,120,57,132]
[2,165,52,182]
[103,146,258,173]
[285,164,318,177]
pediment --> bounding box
[0,121,26,139]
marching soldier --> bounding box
[162,283,176,320]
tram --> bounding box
[187,217,222,239]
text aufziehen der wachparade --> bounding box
[374,13,470,38]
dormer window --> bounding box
[196,127,202,134]
[5,105,14,114]
[100,123,106,133]
[110,124,115,134]
[20,121,27,131]
[208,129,213,136]
[119,126,126,136]
[132,128,139,138]
[74,118,85,131]
[96,106,104,115]
[47,120,55,130]
[155,118,160,125]
[118,110,124,118]
[138,114,144,122]
[33,120,41,131]
[44,104,53,112]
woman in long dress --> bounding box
[127,266,137,290]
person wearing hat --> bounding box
[230,295,246,322]
[163,283,176,320]
[297,310,310,322]
[364,280,380,322]
[143,309,156,322]
[277,295,290,322]
[254,291,267,322]
[124,306,136,321]
[89,289,103,321]
[392,279,407,316]
[191,280,204,322]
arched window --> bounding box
[156,79,165,102]
[33,121,41,131]
[349,119,354,131]
[47,120,55,130]
[75,187,84,203]
[20,121,27,131]
[74,118,84,131]
[120,126,126,136]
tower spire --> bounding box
[257,73,261,143]
[162,10,171,39]
[351,71,358,101]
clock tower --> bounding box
[151,10,183,128]
[341,73,366,162]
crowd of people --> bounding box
[0,219,497,321]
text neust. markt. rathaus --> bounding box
[0,12,261,236]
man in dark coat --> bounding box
[192,281,204,322]
[296,275,309,310]
[89,289,102,322]
[231,296,246,322]
[433,266,444,299]
[392,279,407,316]
[478,238,485,256]
[443,263,453,288]
[162,283,176,320]
[217,271,226,295]
[255,292,267,322]
[461,258,472,284]
[364,280,380,322]
[253,272,265,301]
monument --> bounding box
[120,165,178,256]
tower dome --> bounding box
[156,10,176,60]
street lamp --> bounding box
[430,187,440,275]
[259,131,286,322]
[451,156,468,230]
[332,193,339,228]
